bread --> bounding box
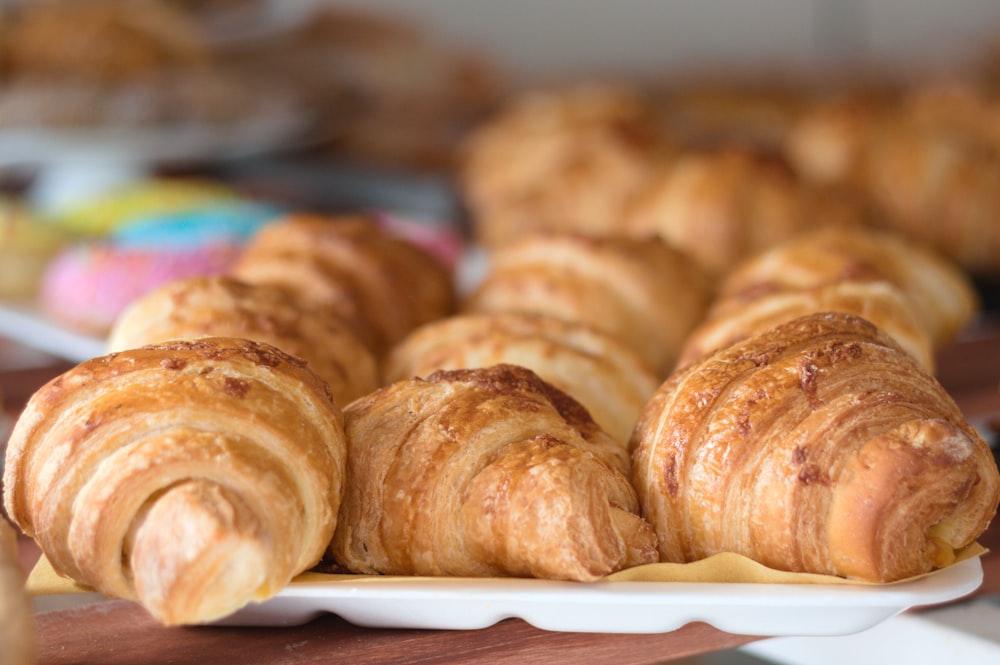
[3,337,347,625]
[0,519,34,665]
[716,225,979,348]
[107,275,379,406]
[330,364,657,580]
[232,214,455,358]
[677,279,934,371]
[625,146,861,277]
[463,233,711,376]
[631,312,1000,582]
[384,311,659,443]
[461,84,672,247]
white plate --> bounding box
[212,557,983,636]
[0,302,106,364]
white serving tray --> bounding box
[209,557,983,637]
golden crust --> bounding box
[631,312,1000,582]
[330,364,657,580]
[232,214,455,358]
[463,233,711,377]
[107,275,380,407]
[3,337,347,625]
[384,311,659,444]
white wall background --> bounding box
[284,0,1000,85]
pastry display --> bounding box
[460,84,673,247]
[631,312,1000,582]
[232,213,456,358]
[463,233,711,377]
[107,276,379,407]
[0,519,35,665]
[384,311,659,444]
[330,364,657,580]
[713,226,979,349]
[3,337,348,625]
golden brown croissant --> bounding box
[716,225,979,349]
[3,337,347,625]
[677,279,934,371]
[330,364,658,580]
[384,311,659,444]
[631,312,1000,582]
[624,146,862,278]
[231,213,455,357]
[463,233,712,377]
[0,519,34,665]
[107,275,380,406]
[787,83,1000,275]
[460,84,673,247]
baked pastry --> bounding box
[715,225,979,349]
[384,311,659,443]
[677,279,934,371]
[107,276,379,406]
[631,312,1000,582]
[0,519,34,665]
[460,84,673,247]
[330,364,657,580]
[3,337,347,625]
[625,146,862,277]
[787,83,1000,275]
[232,214,455,358]
[463,233,711,376]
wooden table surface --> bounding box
[5,318,1000,665]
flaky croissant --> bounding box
[107,275,380,406]
[384,311,659,444]
[632,312,1000,582]
[0,519,34,665]
[677,279,934,371]
[3,337,347,625]
[463,233,711,377]
[624,146,862,278]
[460,84,673,247]
[715,225,979,349]
[330,364,658,580]
[231,214,455,357]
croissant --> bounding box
[231,213,455,357]
[631,312,1000,582]
[384,311,659,444]
[330,364,658,580]
[3,337,347,625]
[107,275,380,406]
[463,233,712,377]
[624,146,862,278]
[787,83,1000,275]
[716,225,979,348]
[0,519,34,665]
[460,83,673,246]
[677,279,934,371]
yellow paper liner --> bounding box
[26,543,988,597]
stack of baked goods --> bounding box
[0,0,294,131]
